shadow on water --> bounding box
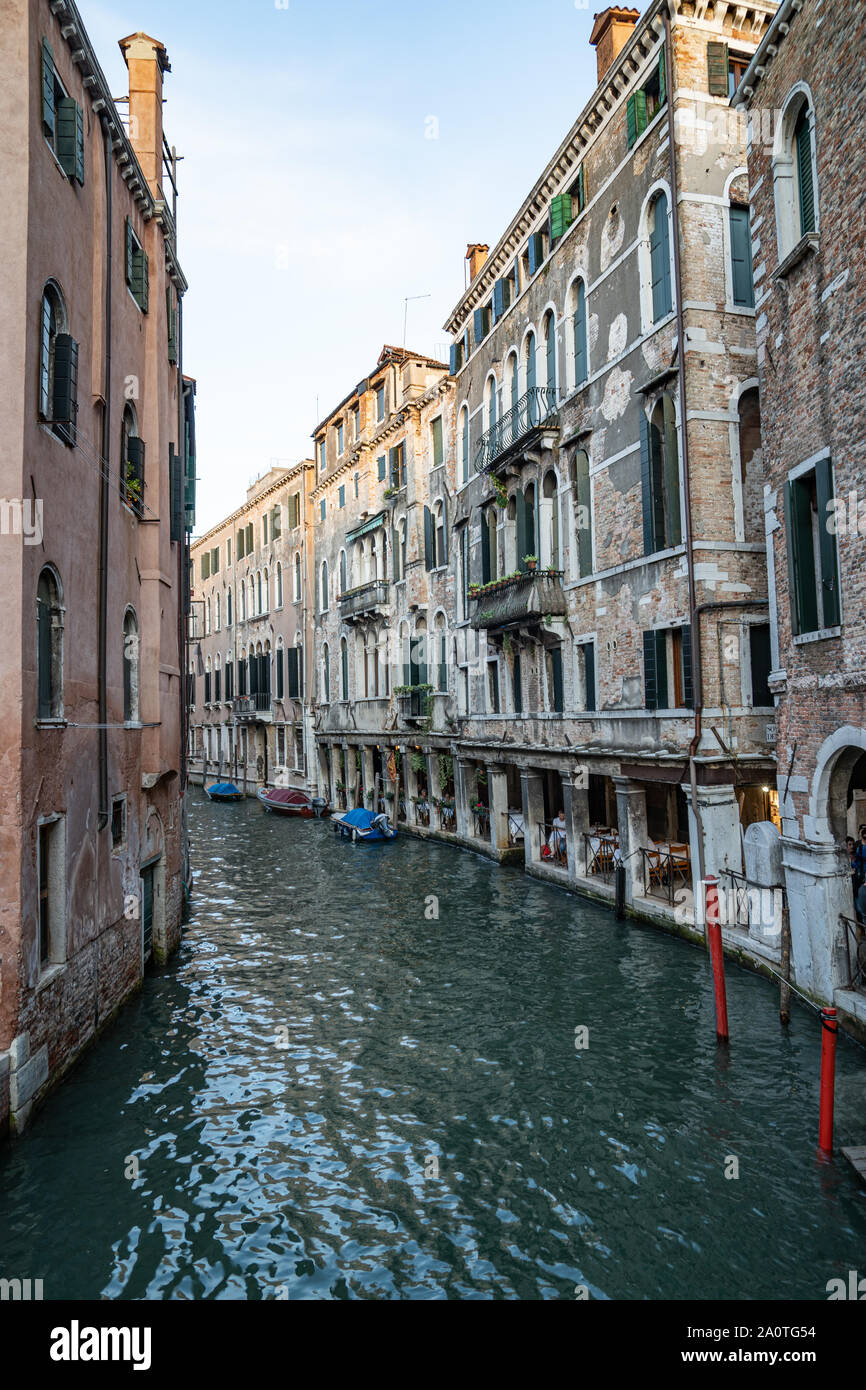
[1,790,865,1300]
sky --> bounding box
[81,0,603,532]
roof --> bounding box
[589,7,641,46]
[311,344,448,438]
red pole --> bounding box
[818,1007,838,1155]
[705,875,730,1044]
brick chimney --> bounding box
[590,7,640,84]
[466,244,489,282]
[118,32,171,196]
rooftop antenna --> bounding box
[403,293,431,349]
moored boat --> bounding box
[332,807,397,842]
[257,786,330,817]
[205,781,244,802]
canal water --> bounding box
[1,792,865,1301]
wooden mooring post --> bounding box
[779,901,792,1025]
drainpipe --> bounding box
[97,119,113,832]
[663,7,706,889]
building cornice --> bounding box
[731,0,800,107]
[191,462,314,550]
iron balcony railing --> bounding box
[233,692,271,719]
[339,578,389,621]
[470,569,567,631]
[474,387,560,473]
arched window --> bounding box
[486,375,498,435]
[434,500,446,569]
[542,469,560,570]
[226,587,233,626]
[524,331,537,424]
[543,311,557,395]
[39,281,76,444]
[340,635,349,700]
[256,572,263,614]
[205,656,212,705]
[518,483,536,569]
[571,280,588,388]
[460,405,470,484]
[294,552,301,602]
[794,102,816,237]
[215,593,221,631]
[276,562,283,607]
[399,519,407,581]
[321,560,329,612]
[322,642,331,703]
[214,653,221,704]
[205,597,212,635]
[275,637,284,700]
[247,575,254,618]
[339,549,348,595]
[774,94,818,262]
[481,503,498,584]
[643,394,682,552]
[507,351,519,413]
[413,618,428,688]
[36,567,63,719]
[239,581,246,622]
[435,611,448,693]
[573,449,592,578]
[120,403,143,512]
[263,568,269,612]
[648,192,673,322]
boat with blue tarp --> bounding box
[332,807,397,842]
[204,782,244,802]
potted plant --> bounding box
[366,789,375,804]
[335,779,346,793]
[523,554,538,571]
[384,790,395,801]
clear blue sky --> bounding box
[81,0,602,532]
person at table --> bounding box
[548,809,567,856]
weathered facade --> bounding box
[188,459,318,796]
[734,0,866,1032]
[0,3,193,1134]
[426,0,781,942]
[311,347,457,818]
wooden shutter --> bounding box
[796,110,816,235]
[640,412,656,555]
[814,457,840,627]
[423,505,433,570]
[201,552,210,581]
[441,497,449,564]
[125,218,134,288]
[167,288,178,363]
[643,630,658,708]
[551,647,564,713]
[528,231,544,276]
[389,446,398,489]
[513,653,522,714]
[658,48,667,106]
[583,643,596,712]
[473,307,485,345]
[513,260,520,299]
[730,206,755,307]
[37,596,53,717]
[635,90,648,139]
[650,196,672,320]
[170,445,183,541]
[707,41,729,97]
[41,38,56,136]
[52,334,78,442]
[40,293,52,416]
[627,94,638,149]
[576,164,587,214]
[574,282,587,387]
[298,646,304,697]
[288,648,301,699]
[516,492,528,570]
[784,478,817,636]
[56,98,80,180]
[481,508,491,584]
[449,343,458,374]
[390,523,398,580]
[549,193,572,242]
[662,403,681,546]
[246,522,253,552]
[680,624,694,707]
[575,452,592,577]
[127,435,146,506]
[493,278,505,322]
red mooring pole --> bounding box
[705,875,730,1044]
[818,1007,838,1155]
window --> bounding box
[648,193,673,322]
[215,593,221,631]
[123,609,139,723]
[336,422,344,455]
[214,656,221,703]
[41,39,84,184]
[775,95,819,263]
[784,457,840,635]
[352,404,360,439]
[275,641,284,699]
[318,438,326,471]
[354,472,359,500]
[376,384,385,421]
[226,588,232,626]
[226,537,232,565]
[288,492,301,528]
[576,641,596,712]
[39,282,78,445]
[245,522,253,554]
[543,312,557,393]
[388,443,406,491]
[488,660,500,714]
[641,395,681,553]
[320,498,326,521]
[295,726,305,772]
[486,375,498,434]
[287,645,303,699]
[321,560,329,613]
[339,549,347,593]
[294,552,301,601]
[424,500,447,571]
[276,562,283,607]
[277,725,286,765]
[225,656,233,700]
[204,659,212,705]
[239,581,246,621]
[643,626,693,709]
[527,230,546,277]
[237,527,245,560]
[263,514,269,546]
[749,624,772,706]
[120,404,145,515]
[37,567,63,720]
[730,205,755,308]
[125,218,149,313]
[378,454,387,482]
[794,104,816,237]
[548,647,564,713]
[435,614,448,693]
[460,407,470,485]
[627,49,666,149]
[524,330,537,410]
[473,302,492,346]
[111,796,126,849]
[707,41,750,100]
[322,642,331,703]
[338,484,345,509]
[340,636,349,699]
[431,416,444,468]
[492,272,513,324]
[38,817,65,969]
[480,504,498,584]
[449,338,465,375]
[459,526,470,621]
[571,280,588,388]
[573,450,593,579]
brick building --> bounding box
[733,0,866,1032]
[411,0,780,945]
[0,4,193,1133]
[311,346,457,815]
[188,459,318,796]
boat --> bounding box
[205,781,244,802]
[257,786,330,818]
[332,807,398,842]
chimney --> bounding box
[118,32,171,196]
[466,243,489,283]
[589,7,641,84]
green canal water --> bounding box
[1,791,865,1300]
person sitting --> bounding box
[548,809,567,861]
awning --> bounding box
[346,510,387,544]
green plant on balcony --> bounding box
[410,750,427,775]
[382,487,396,499]
[384,789,395,801]
[124,463,142,508]
[393,683,433,697]
[491,478,508,509]
[335,779,346,793]
[523,554,538,570]
[366,788,375,804]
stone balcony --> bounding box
[339,578,390,623]
[469,569,567,631]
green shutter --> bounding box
[377,454,386,481]
[170,445,183,541]
[551,647,564,713]
[576,164,586,214]
[796,109,816,235]
[574,281,588,387]
[627,94,638,149]
[389,446,398,489]
[125,218,134,288]
[640,412,656,555]
[814,457,840,627]
[662,403,681,546]
[473,307,485,345]
[40,293,52,416]
[583,643,596,712]
[167,288,178,363]
[658,48,667,106]
[730,206,755,308]
[41,38,56,137]
[643,630,658,709]
[423,505,433,571]
[492,278,505,322]
[74,100,84,184]
[784,478,818,636]
[481,508,491,584]
[707,41,729,97]
[391,524,398,581]
[52,333,78,443]
[680,624,694,707]
[549,193,573,243]
[575,451,592,577]
[650,195,672,321]
[449,343,458,374]
[56,98,79,179]
[528,231,544,276]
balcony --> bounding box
[395,684,432,724]
[469,569,567,631]
[339,578,390,622]
[474,387,560,474]
[233,693,273,723]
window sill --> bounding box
[773,233,819,282]
[35,717,66,728]
[36,961,67,994]
[792,625,841,646]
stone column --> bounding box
[363,745,376,810]
[487,762,510,852]
[455,758,472,840]
[782,838,854,1004]
[683,783,744,885]
[520,768,546,869]
[427,750,442,830]
[613,777,649,905]
[565,768,591,878]
[405,748,420,824]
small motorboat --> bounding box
[257,786,330,818]
[205,781,244,802]
[332,807,397,842]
